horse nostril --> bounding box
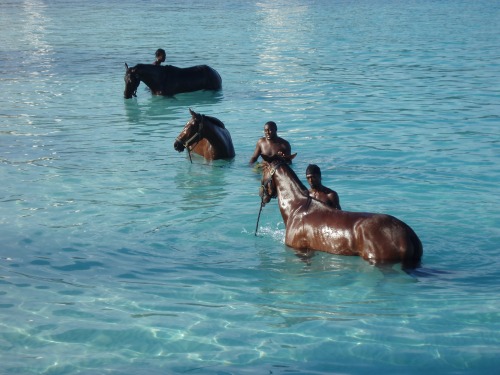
[174,141,184,152]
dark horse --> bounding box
[174,108,235,160]
[259,155,423,267]
[124,63,222,99]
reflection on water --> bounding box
[124,91,223,125]
[174,158,231,212]
[1,0,499,374]
[22,0,54,75]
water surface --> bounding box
[1,0,499,374]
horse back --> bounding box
[285,202,360,255]
[211,126,235,159]
[165,65,222,93]
[287,204,422,263]
[353,212,423,263]
[190,117,235,160]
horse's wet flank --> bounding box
[260,156,423,267]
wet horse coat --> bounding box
[260,157,423,267]
[174,109,235,160]
[124,63,222,98]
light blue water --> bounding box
[1,0,499,374]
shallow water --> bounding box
[1,0,499,374]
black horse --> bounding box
[124,63,222,99]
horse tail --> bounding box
[402,224,423,269]
[206,65,222,90]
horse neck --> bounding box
[200,120,225,147]
[135,64,163,91]
[273,164,310,225]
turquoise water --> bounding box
[1,0,499,374]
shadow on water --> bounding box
[279,247,451,280]
[405,265,452,278]
[124,90,223,124]
[173,156,233,212]
[164,90,224,107]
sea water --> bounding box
[1,0,499,374]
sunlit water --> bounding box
[1,0,499,374]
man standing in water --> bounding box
[153,48,166,66]
[306,164,342,210]
[249,121,292,165]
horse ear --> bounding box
[275,152,297,162]
[125,63,129,70]
[189,108,196,118]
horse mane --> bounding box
[203,115,226,129]
[281,162,309,194]
[267,159,309,195]
[130,63,166,72]
[131,63,151,70]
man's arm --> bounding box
[328,191,341,210]
[278,139,292,163]
[249,140,262,164]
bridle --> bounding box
[125,71,140,98]
[255,157,304,236]
[175,115,205,163]
[177,115,204,149]
[259,161,287,201]
[255,160,286,236]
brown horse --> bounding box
[174,109,235,160]
[259,155,423,267]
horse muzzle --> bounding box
[259,185,273,205]
[124,90,137,99]
[174,140,185,152]
[261,195,272,205]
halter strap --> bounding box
[178,115,204,149]
[269,160,287,176]
[260,160,287,200]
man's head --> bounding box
[306,164,322,188]
[264,121,277,140]
[155,48,166,63]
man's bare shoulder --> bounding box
[323,186,336,194]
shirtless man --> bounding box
[153,48,166,66]
[306,164,342,210]
[249,121,292,165]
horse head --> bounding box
[259,154,297,205]
[124,63,140,99]
[174,108,204,153]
